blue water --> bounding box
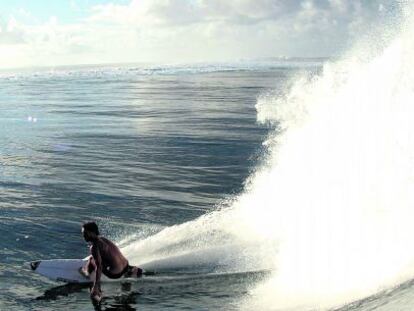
[3,60,414,311]
[1,62,318,310]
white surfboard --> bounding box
[30,258,103,283]
[30,258,155,283]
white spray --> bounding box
[244,3,414,309]
[124,3,414,309]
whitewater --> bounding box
[120,2,414,310]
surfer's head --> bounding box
[82,222,100,242]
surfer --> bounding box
[80,222,144,303]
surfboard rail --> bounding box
[29,258,155,283]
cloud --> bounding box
[88,0,297,26]
[0,17,26,44]
[0,0,398,69]
[0,15,100,68]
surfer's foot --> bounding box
[123,266,154,278]
[143,270,155,276]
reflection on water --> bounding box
[31,271,268,310]
[36,282,140,311]
[36,283,90,301]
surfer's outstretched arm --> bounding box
[90,245,102,300]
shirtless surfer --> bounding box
[80,222,146,303]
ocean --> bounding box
[0,60,312,310]
[2,38,414,311]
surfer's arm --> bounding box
[91,244,102,295]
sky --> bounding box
[0,0,396,69]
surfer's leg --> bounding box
[134,266,143,277]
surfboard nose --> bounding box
[30,261,41,271]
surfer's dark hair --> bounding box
[83,222,100,235]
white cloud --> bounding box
[0,17,26,45]
[0,0,397,69]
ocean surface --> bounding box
[0,61,308,311]
[2,56,414,311]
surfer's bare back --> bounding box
[81,222,143,302]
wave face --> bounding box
[122,2,414,310]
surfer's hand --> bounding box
[90,286,101,301]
